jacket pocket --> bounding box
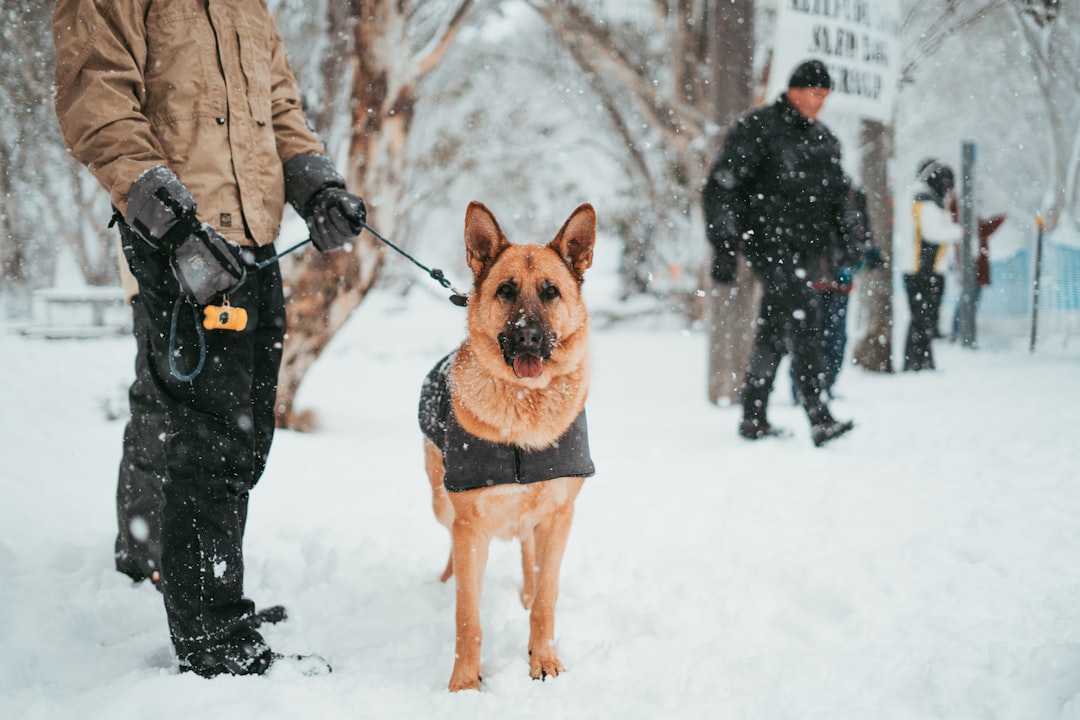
[236,21,274,122]
[143,7,224,123]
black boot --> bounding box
[739,417,791,440]
[806,401,854,447]
[179,627,273,678]
[179,633,331,678]
[739,380,789,440]
[811,419,855,447]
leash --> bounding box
[256,221,469,306]
[166,218,468,382]
[167,298,207,382]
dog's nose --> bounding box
[511,324,544,352]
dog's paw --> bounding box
[447,660,481,695]
[448,665,482,692]
[529,650,565,681]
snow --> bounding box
[2,237,1080,719]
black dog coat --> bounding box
[419,353,595,493]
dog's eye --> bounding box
[540,282,561,301]
[496,282,517,300]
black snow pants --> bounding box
[903,272,944,371]
[742,267,832,426]
[115,294,166,582]
[119,222,285,660]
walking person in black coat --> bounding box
[703,59,857,447]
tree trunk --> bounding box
[704,0,757,405]
[526,0,757,404]
[0,142,31,317]
[852,119,895,372]
[275,0,474,429]
[706,261,761,404]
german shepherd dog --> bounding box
[419,201,596,692]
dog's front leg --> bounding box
[448,514,490,692]
[528,503,575,681]
[519,530,536,609]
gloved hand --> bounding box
[711,251,737,284]
[863,245,888,270]
[125,165,245,304]
[171,224,246,305]
[305,187,366,252]
[283,152,366,253]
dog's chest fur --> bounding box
[418,352,594,493]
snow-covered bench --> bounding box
[17,286,130,339]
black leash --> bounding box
[256,221,469,306]
[167,299,206,382]
[162,217,467,383]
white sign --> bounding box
[767,0,901,123]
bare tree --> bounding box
[0,0,115,316]
[898,0,1009,85]
[274,0,478,429]
[1007,0,1078,232]
[523,0,758,402]
[400,11,627,263]
[521,1,725,277]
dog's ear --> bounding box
[549,203,596,282]
[464,201,510,279]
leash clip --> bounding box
[430,267,469,306]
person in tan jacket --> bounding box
[52,0,364,677]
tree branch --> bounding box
[900,0,1009,83]
[524,0,705,140]
[417,0,477,78]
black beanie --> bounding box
[788,59,832,90]
[917,158,955,203]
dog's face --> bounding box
[463,202,595,383]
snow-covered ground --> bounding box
[2,254,1080,719]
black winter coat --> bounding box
[703,94,855,282]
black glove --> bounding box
[125,165,198,252]
[305,187,366,252]
[171,224,246,305]
[863,245,888,270]
[710,249,737,284]
[125,165,245,304]
[283,152,366,253]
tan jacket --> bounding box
[53,0,326,248]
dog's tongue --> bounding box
[513,355,544,379]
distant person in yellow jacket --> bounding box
[904,159,961,371]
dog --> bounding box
[418,201,596,692]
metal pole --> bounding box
[1030,215,1045,353]
[958,141,978,347]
